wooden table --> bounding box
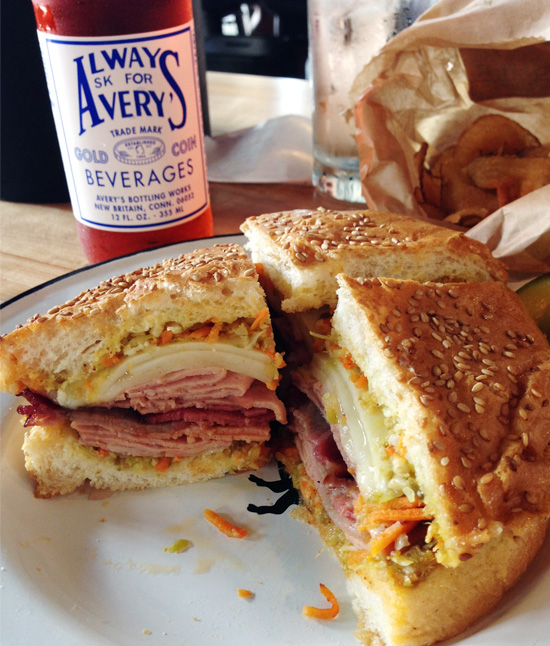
[0,71,356,303]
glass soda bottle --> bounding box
[31,0,213,263]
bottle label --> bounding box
[37,22,209,231]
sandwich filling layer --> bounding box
[17,320,286,463]
[291,349,434,568]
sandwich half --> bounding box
[240,208,508,314]
[280,275,550,646]
[0,244,286,497]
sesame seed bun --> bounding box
[0,244,268,396]
[240,209,508,313]
[333,275,550,567]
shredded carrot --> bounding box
[266,379,279,391]
[368,521,418,557]
[159,329,174,345]
[237,588,253,598]
[250,308,269,331]
[203,509,248,538]
[302,583,340,620]
[354,375,368,390]
[102,354,121,367]
[154,457,172,472]
[339,352,355,370]
[189,325,212,339]
[207,321,222,343]
[385,446,396,458]
[377,496,423,510]
[97,448,110,458]
[397,436,407,457]
[360,507,431,528]
[172,456,183,463]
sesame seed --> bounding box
[431,349,444,359]
[479,473,494,485]
[471,382,484,393]
[457,403,471,414]
[459,503,474,513]
[453,476,466,490]
[440,457,450,466]
[518,409,528,420]
[461,457,472,469]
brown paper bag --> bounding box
[352,0,550,275]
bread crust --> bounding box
[22,421,270,498]
[240,209,508,312]
[280,447,549,646]
[332,276,550,565]
[0,244,268,395]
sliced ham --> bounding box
[106,367,287,422]
[111,368,254,413]
[17,366,286,460]
[290,397,370,550]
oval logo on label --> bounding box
[113,137,166,165]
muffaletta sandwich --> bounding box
[280,274,550,646]
[0,244,286,497]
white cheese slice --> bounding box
[57,341,278,408]
[308,353,392,499]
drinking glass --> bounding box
[309,0,437,202]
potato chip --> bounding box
[415,115,548,227]
[444,208,490,228]
[467,156,550,206]
[454,114,540,168]
[438,148,499,214]
[414,143,442,206]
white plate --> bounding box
[1,236,549,646]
